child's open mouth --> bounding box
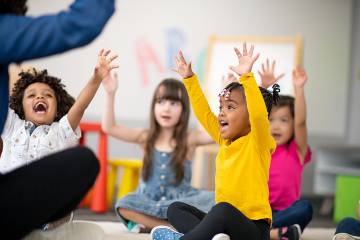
[272,133,282,139]
[33,102,47,114]
[161,115,171,120]
[219,120,229,132]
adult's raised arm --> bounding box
[0,0,115,64]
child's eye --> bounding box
[227,105,235,110]
[27,94,35,98]
[170,101,179,106]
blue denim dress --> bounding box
[115,149,215,223]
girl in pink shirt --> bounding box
[260,61,313,240]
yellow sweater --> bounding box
[183,73,275,223]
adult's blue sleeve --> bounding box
[0,0,115,64]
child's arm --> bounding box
[259,59,285,89]
[293,67,308,164]
[101,71,147,144]
[67,49,118,131]
[187,127,215,147]
[230,44,275,151]
[174,51,222,144]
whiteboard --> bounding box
[204,35,303,115]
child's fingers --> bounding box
[234,47,242,58]
[109,64,119,70]
[266,59,270,71]
[271,60,276,72]
[248,44,254,56]
[109,54,118,63]
[276,73,285,81]
[104,49,111,57]
[253,53,260,62]
[179,51,187,63]
[262,63,265,73]
[258,71,264,78]
[99,49,104,56]
[175,55,181,64]
[243,43,248,56]
[174,57,181,68]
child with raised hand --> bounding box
[0,49,118,229]
[260,60,313,240]
[151,43,279,240]
[101,72,215,232]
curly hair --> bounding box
[0,0,28,15]
[222,82,280,117]
[9,68,75,122]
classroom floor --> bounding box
[73,196,338,229]
[24,198,338,240]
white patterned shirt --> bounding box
[0,109,81,173]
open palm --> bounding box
[259,59,285,88]
[95,49,118,81]
[174,50,194,79]
[292,66,307,88]
[102,71,118,94]
[229,43,259,76]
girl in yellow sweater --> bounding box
[151,43,279,240]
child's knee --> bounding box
[213,202,237,215]
[167,202,188,218]
[338,217,357,228]
[76,147,99,178]
[299,200,313,221]
[118,208,134,219]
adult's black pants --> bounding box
[0,146,99,239]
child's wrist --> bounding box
[183,73,194,79]
[294,85,305,92]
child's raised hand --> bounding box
[292,66,307,88]
[174,50,194,79]
[229,43,259,76]
[102,71,118,94]
[259,59,285,89]
[94,49,119,81]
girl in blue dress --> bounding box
[101,72,215,232]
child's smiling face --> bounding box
[22,82,57,125]
[218,89,250,141]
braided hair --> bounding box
[221,82,280,117]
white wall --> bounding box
[24,0,353,138]
[347,0,360,144]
